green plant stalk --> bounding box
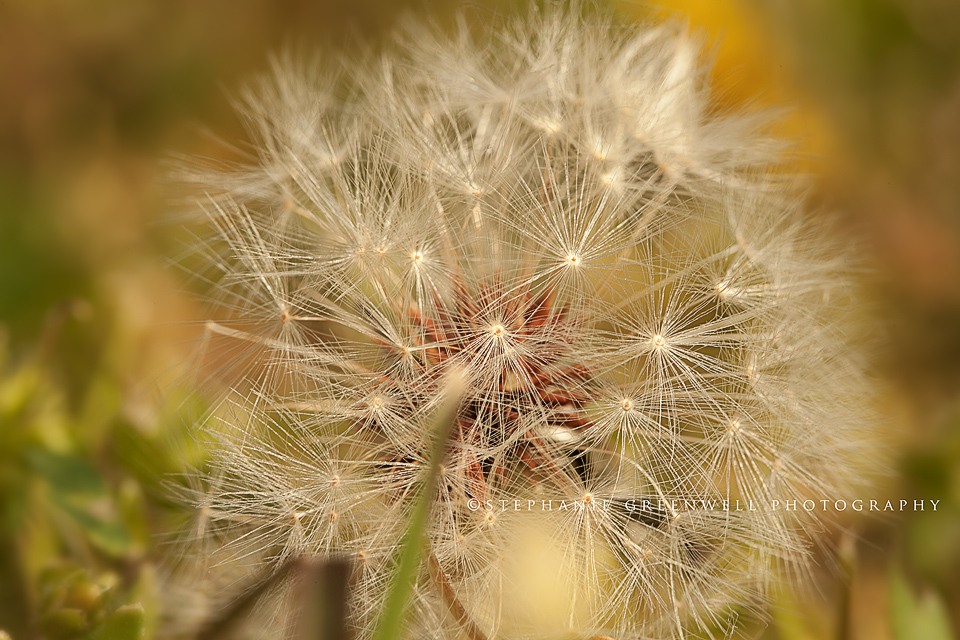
[373,371,466,640]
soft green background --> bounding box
[1,0,959,638]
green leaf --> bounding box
[53,497,130,556]
[39,608,88,639]
[26,449,106,497]
[889,566,954,640]
[0,364,41,420]
[26,448,131,555]
[78,373,122,440]
[90,604,145,640]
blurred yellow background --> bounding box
[1,0,959,638]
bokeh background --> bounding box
[1,0,959,638]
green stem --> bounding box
[373,370,466,640]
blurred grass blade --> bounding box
[373,369,467,640]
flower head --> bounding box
[171,3,875,639]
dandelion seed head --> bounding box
[171,2,880,639]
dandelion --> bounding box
[170,2,875,639]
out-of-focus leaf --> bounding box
[889,566,953,640]
[39,607,88,639]
[25,449,105,497]
[116,479,149,550]
[0,364,41,420]
[78,373,122,442]
[91,604,145,640]
[26,449,130,555]
[127,563,158,640]
[53,498,130,557]
[0,469,29,535]
[64,580,104,613]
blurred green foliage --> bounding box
[0,300,208,638]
